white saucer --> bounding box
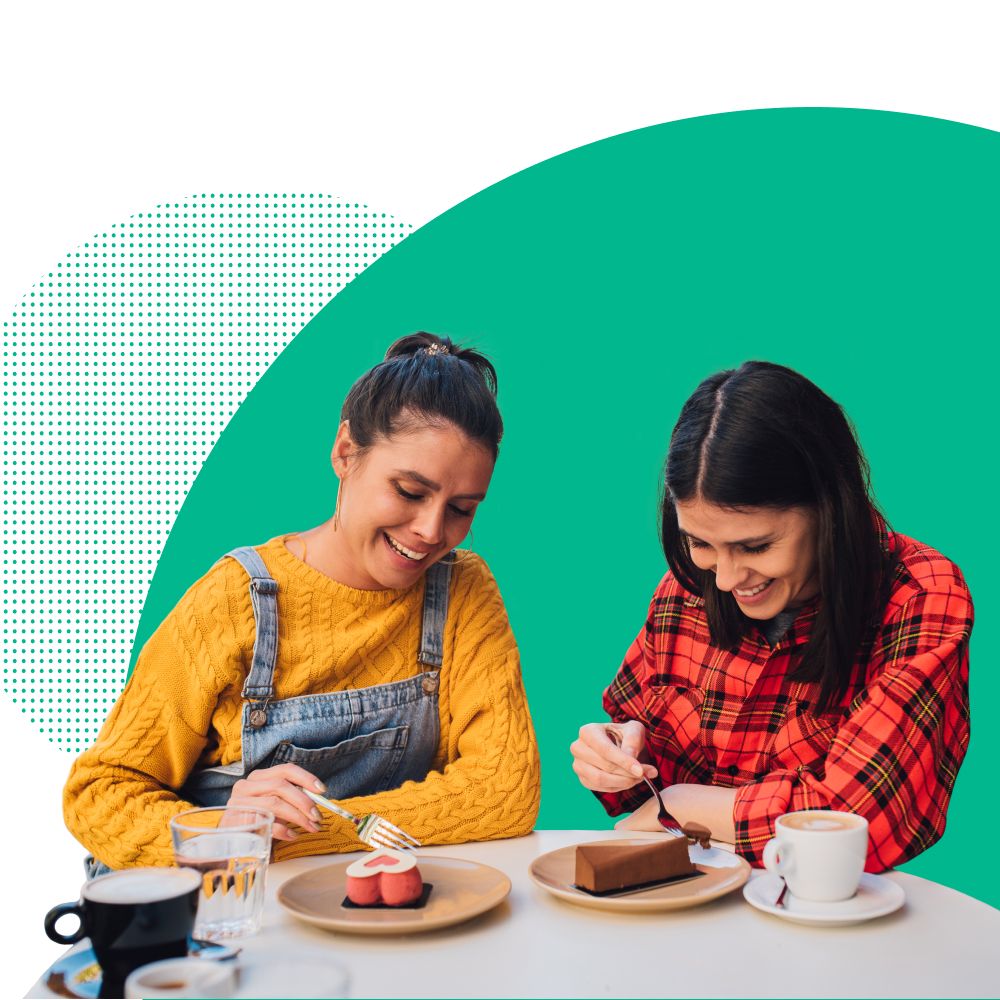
[743,872,905,926]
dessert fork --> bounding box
[606,728,683,836]
[304,789,421,852]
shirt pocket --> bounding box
[271,725,411,800]
[769,700,841,778]
[645,684,714,782]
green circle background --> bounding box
[134,109,998,906]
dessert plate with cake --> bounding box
[277,849,512,935]
[529,831,751,912]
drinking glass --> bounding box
[170,806,273,940]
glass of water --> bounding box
[170,806,273,941]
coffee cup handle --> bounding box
[44,901,87,945]
[762,837,793,877]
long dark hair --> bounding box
[341,332,503,458]
[661,361,892,713]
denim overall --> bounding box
[86,546,451,878]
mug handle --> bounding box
[762,837,793,877]
[44,901,87,945]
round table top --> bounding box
[27,830,1000,998]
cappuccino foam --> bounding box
[781,811,862,832]
[84,868,200,904]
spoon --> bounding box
[774,879,789,908]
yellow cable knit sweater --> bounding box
[63,537,540,869]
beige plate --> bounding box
[529,837,751,912]
[277,856,511,935]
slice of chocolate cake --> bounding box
[575,838,696,894]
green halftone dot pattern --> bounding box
[2,194,410,748]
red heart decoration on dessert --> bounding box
[364,856,398,869]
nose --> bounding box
[412,503,446,545]
[712,552,746,593]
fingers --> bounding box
[606,722,658,778]
[570,721,652,792]
[581,722,647,774]
[253,762,326,793]
[228,766,325,837]
[571,755,644,793]
[614,720,648,760]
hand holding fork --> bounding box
[227,762,419,850]
[305,789,421,852]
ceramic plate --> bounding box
[743,872,905,926]
[277,856,511,935]
[529,837,751,912]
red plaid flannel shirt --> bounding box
[597,531,972,872]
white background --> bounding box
[3,1,999,993]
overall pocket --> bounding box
[271,725,411,799]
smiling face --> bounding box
[674,498,820,619]
[328,419,494,590]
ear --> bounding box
[330,420,355,479]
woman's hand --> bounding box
[227,763,327,842]
[570,721,659,792]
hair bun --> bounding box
[383,332,498,395]
[384,332,455,361]
[341,331,503,458]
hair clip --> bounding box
[424,342,449,357]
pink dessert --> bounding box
[345,849,424,907]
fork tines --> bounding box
[364,816,421,852]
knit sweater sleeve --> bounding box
[63,561,246,869]
[277,553,540,859]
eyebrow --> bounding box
[681,530,774,547]
[395,469,487,501]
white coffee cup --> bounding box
[762,809,869,902]
[124,956,237,999]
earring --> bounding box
[332,486,343,531]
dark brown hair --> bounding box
[661,361,894,712]
[341,333,503,459]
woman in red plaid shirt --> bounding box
[571,362,972,871]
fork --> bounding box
[304,789,421,852]
[606,728,684,836]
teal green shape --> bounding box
[135,108,999,907]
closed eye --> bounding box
[395,483,474,519]
[684,535,771,555]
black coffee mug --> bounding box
[45,867,201,999]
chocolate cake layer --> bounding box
[575,838,695,893]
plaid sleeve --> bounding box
[733,586,972,871]
[592,600,662,817]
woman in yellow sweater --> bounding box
[64,333,540,870]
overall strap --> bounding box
[222,547,279,719]
[418,554,454,668]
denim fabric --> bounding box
[84,854,112,880]
[180,546,453,807]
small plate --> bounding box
[743,872,906,926]
[529,837,751,912]
[277,856,511,935]
[44,939,238,999]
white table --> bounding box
[28,830,1000,998]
